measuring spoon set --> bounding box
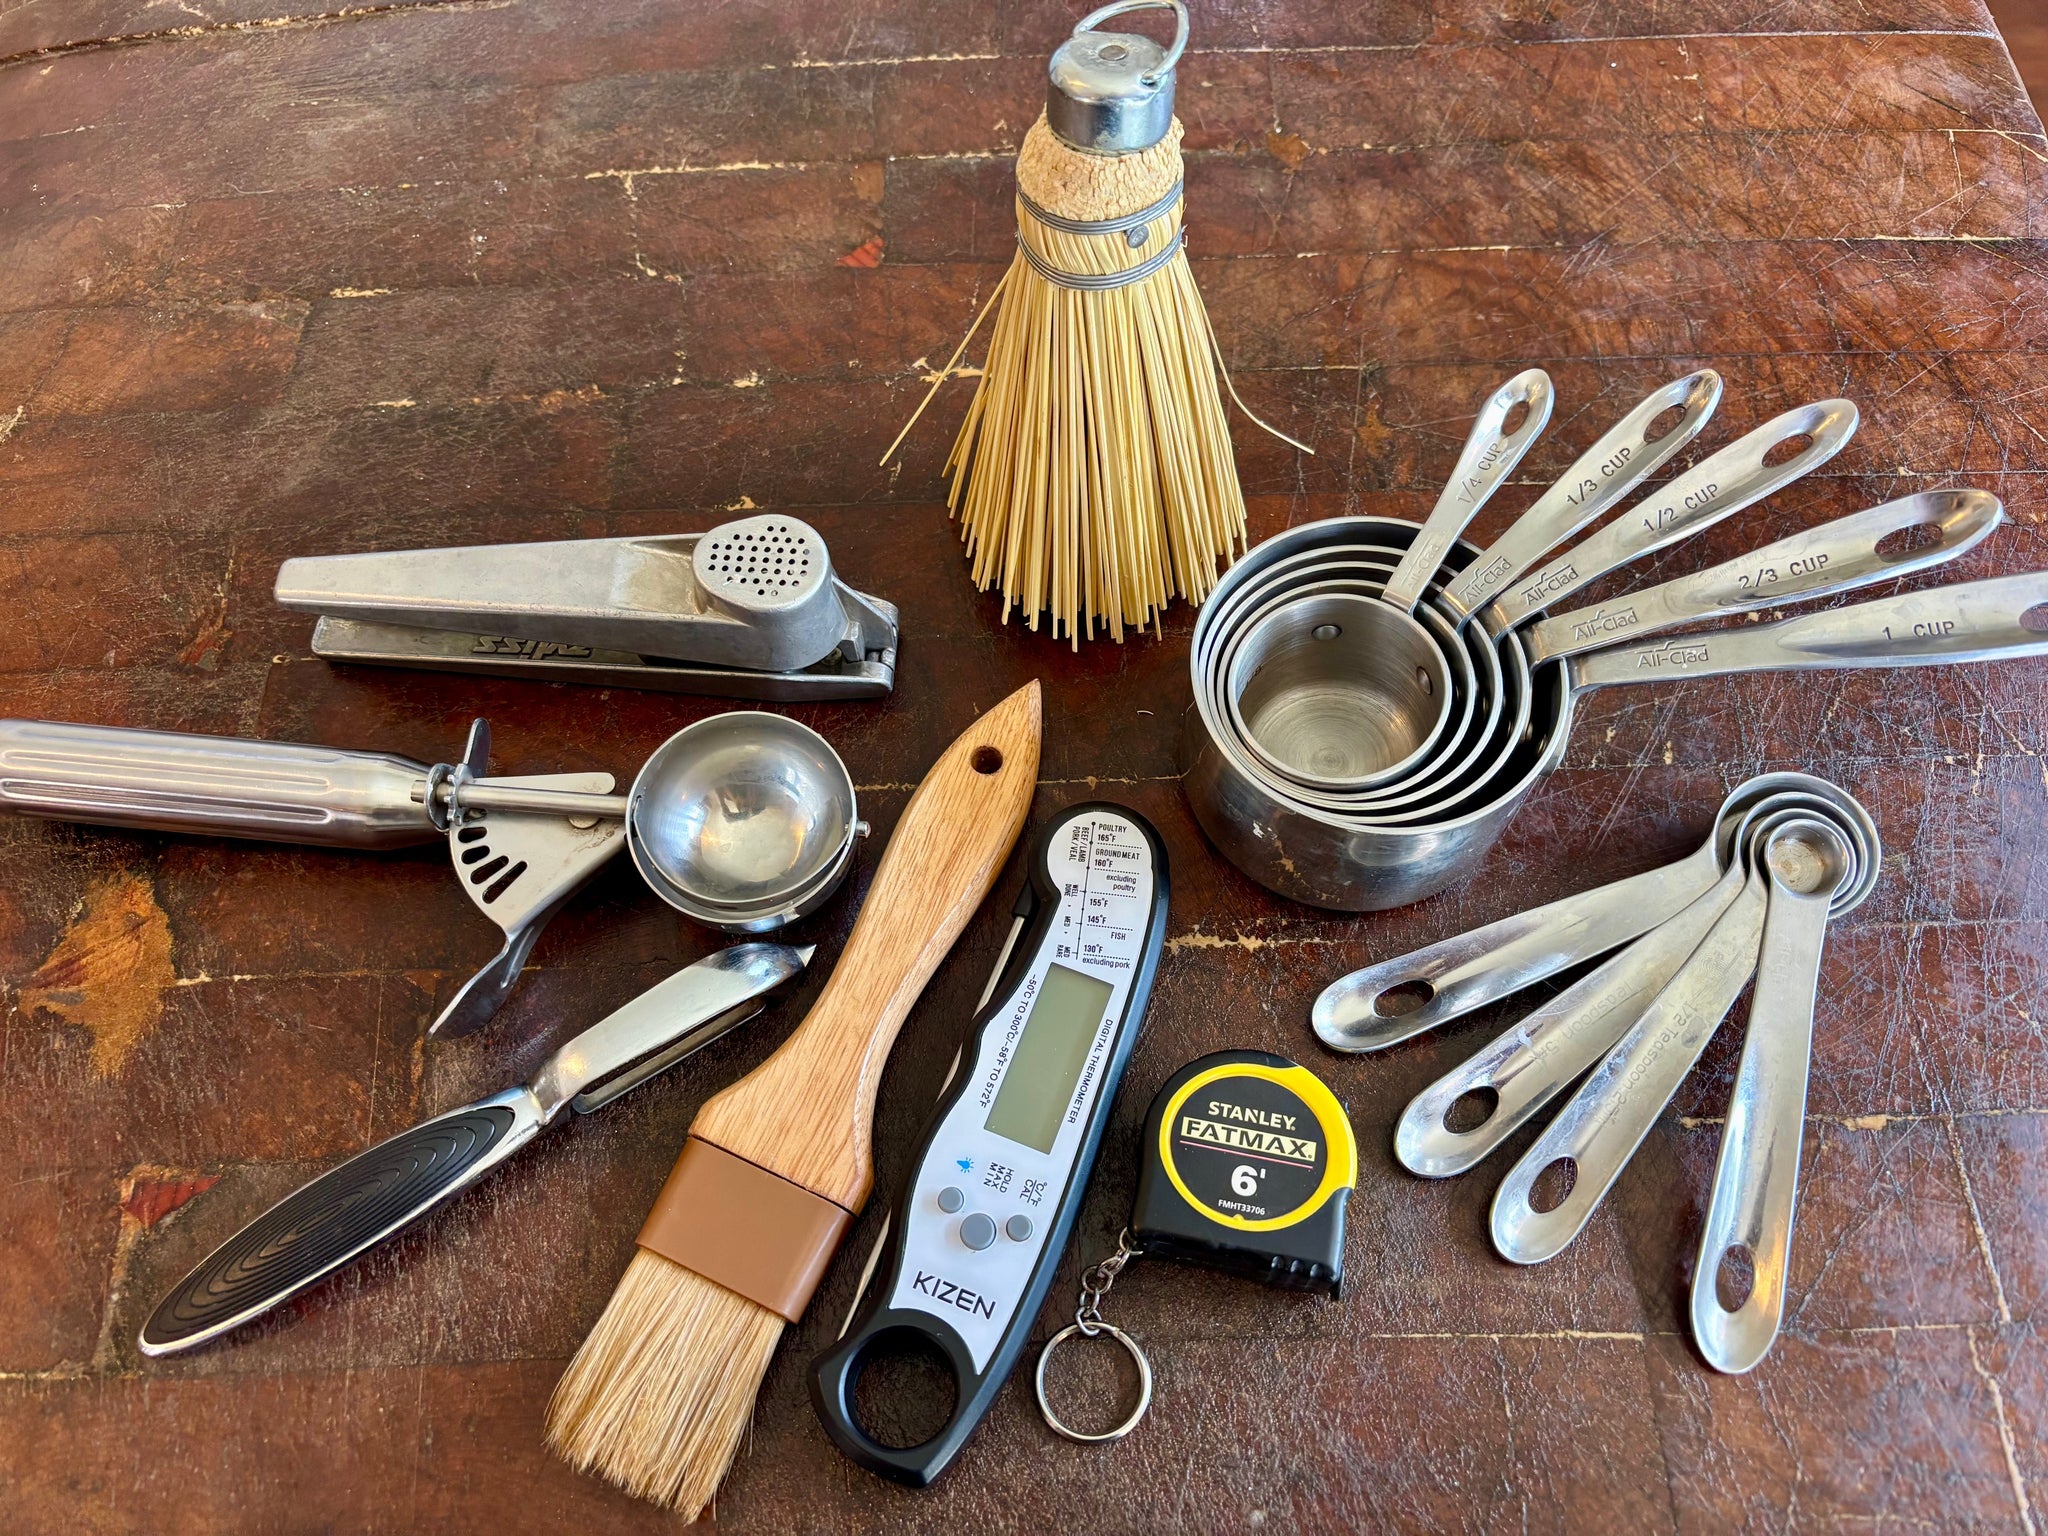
[1316,774,1877,1372]
[1181,365,2048,913]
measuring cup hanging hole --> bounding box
[1372,979,1434,1018]
[1035,1323,1153,1444]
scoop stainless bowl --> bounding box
[626,712,857,918]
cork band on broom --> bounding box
[884,0,1313,648]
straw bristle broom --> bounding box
[886,71,1308,647]
[546,683,1043,1514]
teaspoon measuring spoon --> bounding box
[1393,798,1870,1177]
[1690,816,1858,1373]
[1488,815,1831,1265]
[1313,774,1876,1052]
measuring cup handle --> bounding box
[0,718,440,849]
[1571,568,2048,689]
[1487,398,1859,628]
[1382,369,1554,612]
[1690,880,1833,1374]
[1529,487,2003,665]
[1445,370,1722,619]
[1312,845,1718,1052]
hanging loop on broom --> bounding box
[1071,0,1190,85]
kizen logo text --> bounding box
[912,1271,997,1319]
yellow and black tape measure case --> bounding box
[1133,1050,1358,1295]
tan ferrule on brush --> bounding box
[547,679,1044,1516]
[635,1138,850,1323]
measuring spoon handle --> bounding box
[1395,856,1748,1177]
[1443,371,1722,622]
[1490,866,1769,1265]
[1486,399,1859,629]
[1381,369,1555,612]
[1528,488,2004,665]
[1691,872,1834,1374]
[1312,840,1720,1052]
[1572,568,2048,689]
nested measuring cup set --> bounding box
[1182,365,2048,911]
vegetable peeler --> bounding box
[138,941,814,1357]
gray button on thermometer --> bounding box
[811,802,1170,1487]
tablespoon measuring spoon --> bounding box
[1393,799,1870,1178]
[1313,773,1877,1051]
[1440,369,1723,624]
[1488,815,1836,1265]
[1691,816,1858,1373]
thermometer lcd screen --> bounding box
[984,963,1113,1154]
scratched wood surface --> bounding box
[2,0,2047,1530]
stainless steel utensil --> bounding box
[1390,796,1876,1177]
[1440,370,1724,624]
[1223,371,1550,790]
[275,515,899,700]
[137,942,813,1356]
[1690,816,1856,1373]
[625,712,858,911]
[1315,773,1877,1051]
[1382,369,1556,612]
[1488,822,1786,1265]
[1223,591,1456,788]
[1521,488,2003,666]
[1484,399,1860,628]
[1199,544,1506,815]
[1487,809,1858,1265]
[0,712,862,1032]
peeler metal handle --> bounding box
[138,943,813,1357]
[0,718,439,849]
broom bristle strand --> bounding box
[546,1250,786,1516]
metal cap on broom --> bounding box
[883,0,1311,648]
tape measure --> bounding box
[1135,1050,1358,1293]
[1035,1049,1357,1442]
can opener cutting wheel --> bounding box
[0,715,627,1037]
[274,513,899,700]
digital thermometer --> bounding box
[810,801,1168,1485]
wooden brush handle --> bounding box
[690,681,1042,1210]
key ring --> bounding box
[1035,1322,1152,1443]
[1035,1229,1153,1443]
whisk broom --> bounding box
[884,0,1309,647]
[546,681,1042,1513]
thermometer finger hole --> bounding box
[847,1327,961,1451]
[1035,1323,1152,1444]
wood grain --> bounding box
[694,681,1041,1208]
[2,0,2047,1531]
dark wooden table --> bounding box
[4,1,2046,1530]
